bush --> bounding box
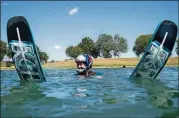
[6,61,13,67]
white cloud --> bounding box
[1,2,8,6]
[68,7,79,15]
[54,45,61,49]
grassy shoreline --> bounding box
[1,65,178,70]
[1,57,178,70]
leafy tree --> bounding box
[96,34,128,58]
[65,38,100,59]
[70,46,84,59]
[133,34,152,57]
[91,44,100,58]
[65,45,74,58]
[78,37,94,54]
[112,34,128,57]
[65,34,128,59]
[176,39,179,56]
[78,37,99,58]
[0,40,7,61]
[96,34,113,58]
[39,51,49,63]
[6,47,12,58]
[36,45,49,63]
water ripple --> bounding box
[1,67,178,117]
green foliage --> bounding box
[0,40,7,61]
[65,46,74,58]
[36,45,49,63]
[78,37,99,58]
[176,39,179,56]
[6,47,12,58]
[133,34,152,57]
[78,37,94,54]
[6,62,13,67]
[39,51,49,63]
[113,34,128,57]
[72,46,84,58]
[96,34,128,58]
[65,37,100,59]
[65,34,128,59]
[66,46,84,59]
[96,34,113,58]
[90,44,100,58]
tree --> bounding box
[176,39,179,56]
[96,34,128,58]
[70,46,84,59]
[133,34,152,57]
[36,45,49,63]
[78,37,99,58]
[6,47,12,58]
[39,51,49,63]
[65,45,74,58]
[0,40,7,61]
[112,34,128,57]
[65,46,84,59]
[65,45,84,59]
[65,34,128,59]
[65,37,100,59]
[90,44,100,58]
[78,37,94,54]
[96,34,113,58]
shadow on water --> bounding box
[1,81,46,117]
[130,77,178,118]
[1,68,178,117]
[1,70,85,117]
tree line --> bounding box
[0,40,49,63]
[65,33,179,59]
[65,34,128,59]
[0,34,178,62]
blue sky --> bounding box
[1,1,178,61]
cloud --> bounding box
[1,2,8,6]
[68,7,79,15]
[54,45,61,49]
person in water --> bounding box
[75,54,96,77]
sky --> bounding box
[1,1,178,61]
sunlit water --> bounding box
[1,67,178,117]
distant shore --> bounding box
[0,57,178,70]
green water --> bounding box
[1,67,178,117]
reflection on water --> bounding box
[1,67,178,117]
[131,77,178,109]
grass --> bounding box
[1,57,178,70]
[43,57,178,68]
[0,66,16,70]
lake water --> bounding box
[1,67,178,117]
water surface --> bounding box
[1,67,178,117]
